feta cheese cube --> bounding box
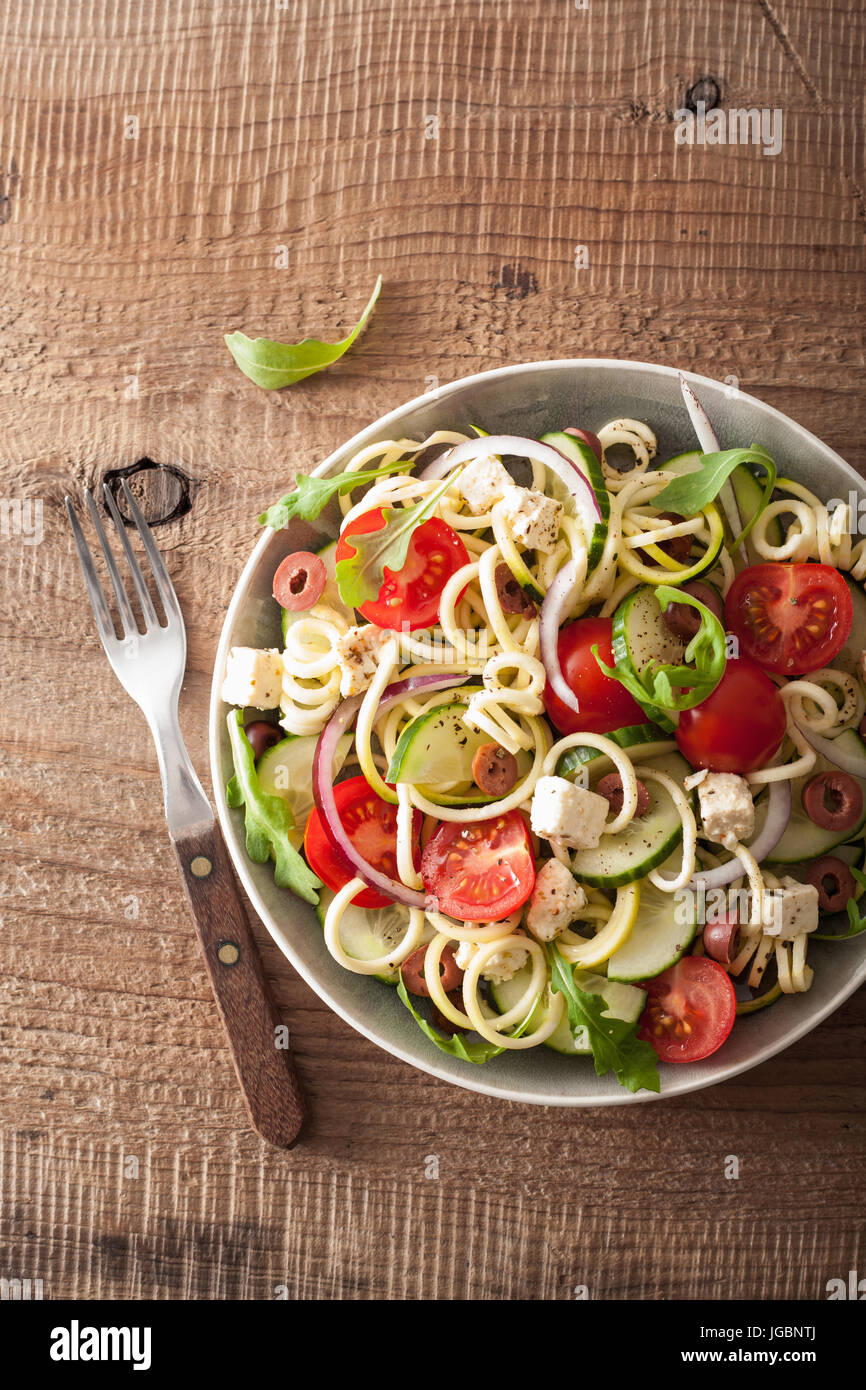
[495,484,563,554]
[455,456,514,514]
[220,647,284,709]
[335,623,391,697]
[761,875,819,941]
[697,773,755,850]
[454,932,529,984]
[530,776,609,850]
[525,859,587,941]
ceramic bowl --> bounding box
[209,359,866,1105]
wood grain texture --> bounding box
[1,0,865,1301]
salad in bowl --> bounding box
[215,364,866,1099]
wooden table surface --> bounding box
[2,0,864,1302]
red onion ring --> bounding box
[539,556,583,720]
[422,435,604,723]
[795,721,866,778]
[444,434,602,537]
[689,775,792,892]
[417,450,454,481]
[312,673,468,909]
[678,372,746,555]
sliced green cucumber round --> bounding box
[570,750,693,888]
[385,694,531,805]
[258,732,352,846]
[753,727,866,863]
[281,539,354,641]
[556,722,676,781]
[315,888,420,984]
[612,584,686,674]
[606,861,698,983]
[489,965,645,1055]
[540,431,609,571]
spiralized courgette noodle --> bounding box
[250,413,866,1064]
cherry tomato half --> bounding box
[335,509,469,630]
[725,562,853,675]
[304,776,421,909]
[420,810,535,920]
[638,956,737,1063]
[675,656,786,774]
[542,616,651,736]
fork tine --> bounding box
[103,483,160,629]
[65,497,118,648]
[120,479,182,624]
[83,489,138,638]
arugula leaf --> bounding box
[259,458,416,530]
[396,975,536,1063]
[396,978,509,1062]
[226,710,321,904]
[593,585,727,715]
[813,865,866,941]
[547,945,660,1094]
[336,472,458,611]
[651,445,776,547]
[225,276,382,390]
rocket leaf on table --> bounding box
[225,276,382,390]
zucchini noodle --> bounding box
[279,603,349,736]
[597,418,658,484]
[643,768,697,893]
[460,936,566,1048]
[554,883,640,968]
[323,877,426,974]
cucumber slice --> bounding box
[386,695,531,805]
[556,722,676,781]
[489,965,645,1055]
[540,431,609,571]
[281,539,353,641]
[753,727,866,862]
[570,750,693,888]
[609,585,685,729]
[258,732,352,847]
[606,862,698,983]
[315,888,418,984]
[612,584,686,674]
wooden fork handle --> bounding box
[170,820,308,1148]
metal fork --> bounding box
[66,480,307,1148]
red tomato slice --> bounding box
[304,776,421,909]
[637,956,736,1063]
[420,810,535,919]
[335,509,469,630]
[675,656,786,774]
[542,616,651,736]
[725,562,853,675]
